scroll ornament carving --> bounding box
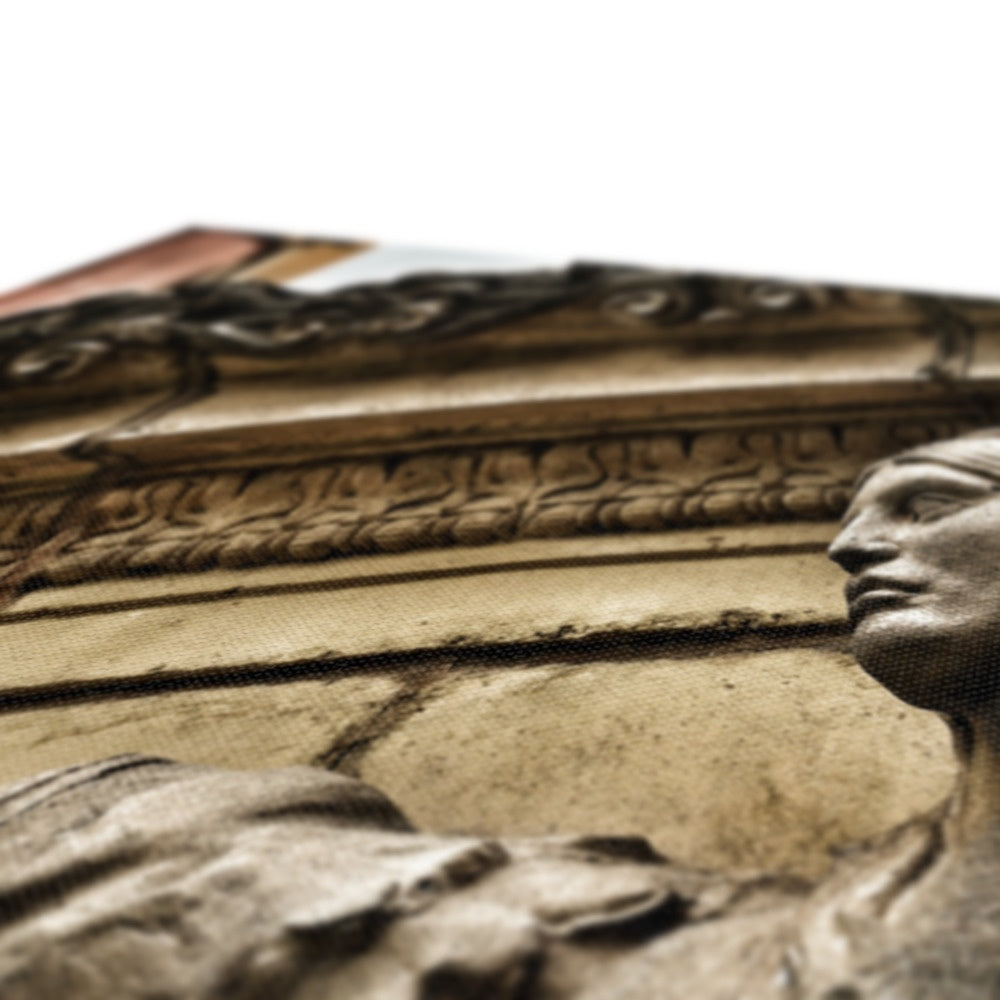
[0,420,970,585]
[0,268,918,389]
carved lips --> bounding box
[845,574,924,624]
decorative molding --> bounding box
[0,418,973,586]
[2,264,991,587]
[0,267,967,391]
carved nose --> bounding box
[827,530,899,574]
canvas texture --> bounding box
[2,231,1000,997]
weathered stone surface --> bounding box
[0,753,976,1000]
[359,648,955,877]
[0,673,402,786]
[0,534,844,693]
[0,646,954,880]
[0,753,827,1000]
[6,521,837,617]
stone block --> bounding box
[358,648,955,877]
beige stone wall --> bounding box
[3,267,995,888]
[0,524,957,878]
[358,649,953,878]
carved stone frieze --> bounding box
[0,419,972,585]
[2,263,993,586]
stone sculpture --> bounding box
[5,430,1000,998]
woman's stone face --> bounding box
[828,458,1000,712]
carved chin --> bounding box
[851,620,1000,712]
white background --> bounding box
[2,1,998,298]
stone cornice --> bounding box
[2,267,991,406]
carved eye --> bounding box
[902,493,966,523]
